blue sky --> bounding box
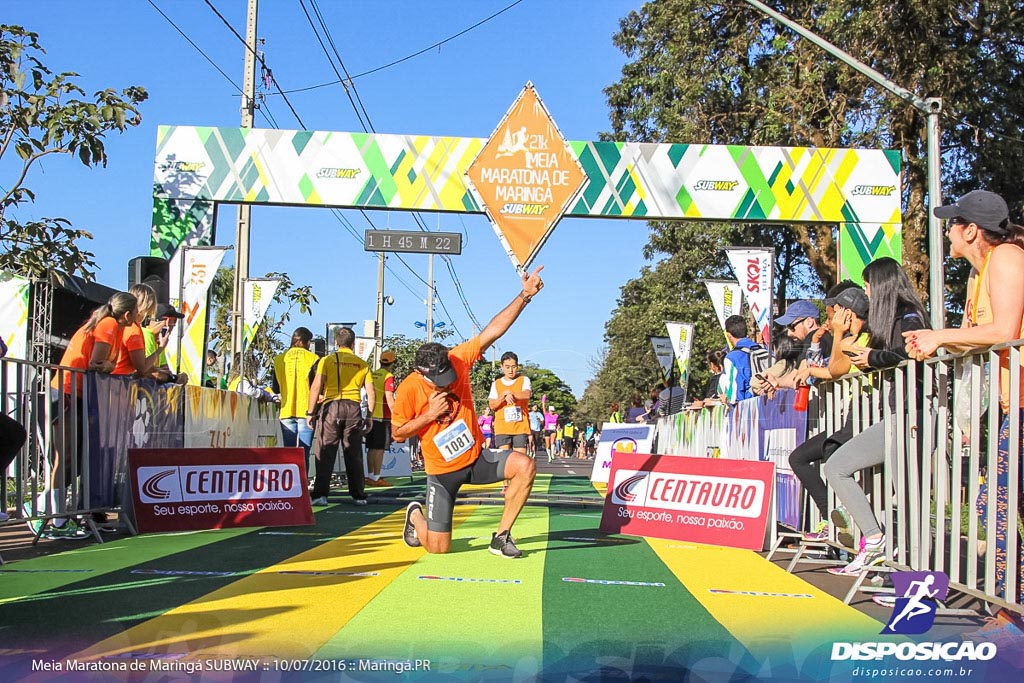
[4,0,651,395]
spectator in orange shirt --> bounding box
[37,291,138,539]
[112,284,164,379]
[394,267,544,558]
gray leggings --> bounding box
[822,421,889,538]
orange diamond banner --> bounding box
[466,83,586,272]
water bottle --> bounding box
[793,377,815,411]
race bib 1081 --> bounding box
[433,419,475,462]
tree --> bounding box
[208,267,317,384]
[0,25,147,279]
[605,0,1024,314]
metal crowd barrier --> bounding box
[0,356,103,548]
[655,341,1023,613]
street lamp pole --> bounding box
[741,0,945,328]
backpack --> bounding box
[741,344,771,377]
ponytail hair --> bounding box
[980,221,1024,251]
[82,292,137,333]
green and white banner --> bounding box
[650,336,675,382]
[151,126,902,282]
[0,271,30,360]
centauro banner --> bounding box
[704,280,744,348]
[725,248,774,348]
[167,246,228,385]
[242,278,281,351]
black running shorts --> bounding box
[425,449,513,532]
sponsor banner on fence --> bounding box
[88,375,185,509]
[664,321,694,381]
[589,423,655,484]
[336,438,414,479]
[128,447,313,532]
[184,385,281,449]
[600,451,775,550]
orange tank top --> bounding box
[967,247,1024,412]
[491,375,531,435]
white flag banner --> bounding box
[650,336,674,381]
[725,248,774,348]
[242,278,282,350]
[0,271,30,360]
[704,279,744,348]
[167,246,228,384]
[354,336,377,362]
[664,321,695,381]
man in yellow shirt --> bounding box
[306,327,375,506]
[273,327,319,475]
[365,350,397,486]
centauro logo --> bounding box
[174,161,206,172]
[693,180,740,191]
[613,473,648,502]
[137,464,303,503]
[851,184,896,196]
[316,167,361,179]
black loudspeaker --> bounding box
[311,338,327,357]
[128,256,170,304]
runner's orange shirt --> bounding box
[392,337,484,475]
[112,322,146,375]
[54,317,123,395]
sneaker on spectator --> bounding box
[311,496,328,506]
[403,502,422,548]
[0,511,9,523]
[830,508,855,548]
[366,478,392,488]
[354,498,368,506]
[22,502,42,535]
[871,594,897,608]
[802,520,829,542]
[827,536,885,576]
[489,530,522,559]
[43,520,90,541]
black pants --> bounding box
[311,399,366,500]
[788,421,853,520]
[1,412,27,473]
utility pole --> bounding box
[741,0,945,328]
[426,253,434,342]
[231,0,258,377]
[373,251,385,367]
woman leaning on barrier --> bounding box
[905,190,1024,604]
[822,256,930,576]
[36,291,138,539]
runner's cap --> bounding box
[417,354,457,386]
[933,190,1010,235]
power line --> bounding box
[203,0,306,128]
[273,0,526,95]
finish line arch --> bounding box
[150,86,902,382]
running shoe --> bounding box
[0,510,9,523]
[827,536,886,576]
[354,498,368,506]
[403,502,422,548]
[871,594,897,608]
[802,520,829,542]
[43,520,90,541]
[365,478,392,488]
[489,530,522,559]
[830,507,855,548]
[22,502,42,535]
[310,496,328,506]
